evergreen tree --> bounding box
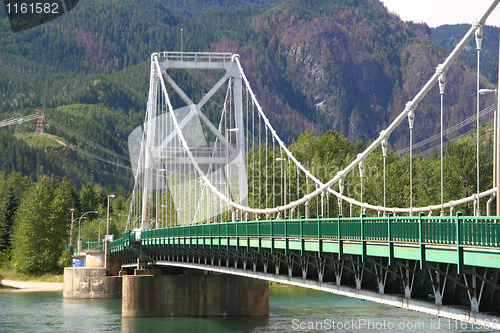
[10,176,75,274]
[80,183,100,213]
[0,172,31,253]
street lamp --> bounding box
[132,216,141,230]
[476,28,483,216]
[78,211,99,254]
[105,194,115,275]
[226,128,239,222]
[106,194,115,241]
[98,218,111,242]
[70,216,85,249]
[116,213,128,230]
[497,35,500,215]
[479,89,498,206]
[69,208,75,248]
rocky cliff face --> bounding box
[244,1,496,148]
[0,0,496,150]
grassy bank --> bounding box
[0,269,62,283]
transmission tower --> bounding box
[14,112,23,136]
[35,109,44,134]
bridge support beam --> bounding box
[428,264,449,306]
[122,272,268,317]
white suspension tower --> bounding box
[140,52,248,229]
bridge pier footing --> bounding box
[63,267,122,299]
[122,271,269,317]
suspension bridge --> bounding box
[64,0,500,326]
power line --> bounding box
[23,119,132,171]
[60,155,133,182]
[0,114,38,128]
[396,103,495,155]
[45,119,131,162]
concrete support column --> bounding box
[122,273,268,317]
[63,267,122,299]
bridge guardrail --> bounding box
[109,230,136,253]
[158,52,233,63]
[65,243,79,255]
[137,213,500,249]
[113,214,500,273]
[85,241,103,250]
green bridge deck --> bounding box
[107,213,500,271]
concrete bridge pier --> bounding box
[63,248,122,299]
[122,269,269,317]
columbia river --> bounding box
[0,287,494,332]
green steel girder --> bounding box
[134,237,500,269]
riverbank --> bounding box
[0,279,63,292]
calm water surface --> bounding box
[0,287,494,332]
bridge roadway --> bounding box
[102,213,500,327]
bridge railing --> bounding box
[65,243,78,255]
[157,52,233,63]
[112,214,500,254]
[145,215,499,246]
[110,230,135,253]
[85,241,103,250]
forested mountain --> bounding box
[2,0,499,275]
[0,0,498,191]
[431,24,500,84]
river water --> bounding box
[0,287,494,332]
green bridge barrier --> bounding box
[134,213,499,246]
[110,213,500,271]
[85,241,104,250]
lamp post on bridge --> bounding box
[77,211,99,254]
[479,89,498,215]
[104,194,115,275]
[69,208,75,248]
[497,31,500,216]
[98,218,111,242]
[70,216,85,249]
[118,213,129,229]
[106,194,115,241]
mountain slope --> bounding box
[0,0,497,190]
[431,24,499,84]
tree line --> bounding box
[0,126,494,275]
[0,172,129,275]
